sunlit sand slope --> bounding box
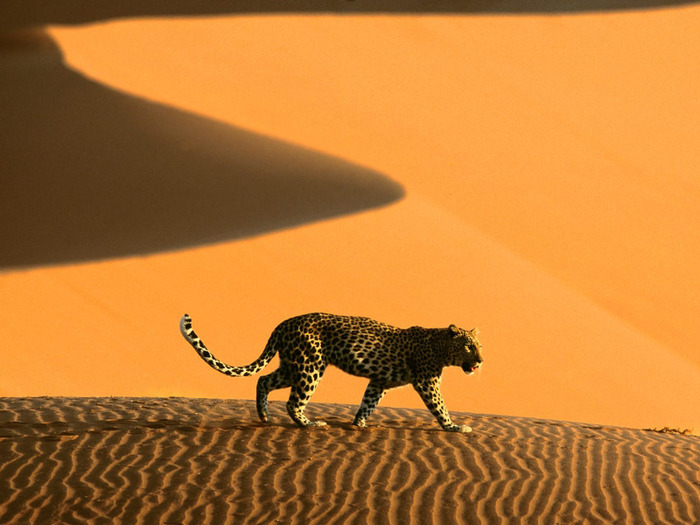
[1,7,699,433]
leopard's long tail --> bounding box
[180,314,277,377]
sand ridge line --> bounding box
[0,397,698,524]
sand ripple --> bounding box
[0,397,698,524]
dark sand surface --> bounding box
[3,0,700,34]
[1,397,697,524]
[0,30,403,270]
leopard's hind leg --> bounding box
[286,365,327,427]
[256,365,294,423]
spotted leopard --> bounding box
[180,312,483,432]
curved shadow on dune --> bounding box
[1,0,698,32]
[1,1,695,269]
[0,32,403,270]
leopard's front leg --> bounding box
[412,376,472,433]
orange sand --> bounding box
[1,398,699,524]
[1,4,699,432]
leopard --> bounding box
[180,312,483,432]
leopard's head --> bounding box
[448,325,483,374]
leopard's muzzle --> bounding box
[462,361,482,374]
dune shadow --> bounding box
[0,31,403,270]
[1,0,698,32]
[2,0,696,269]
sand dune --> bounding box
[61,12,700,367]
[0,397,698,524]
[0,30,401,269]
[1,4,699,434]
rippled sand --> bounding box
[1,397,698,524]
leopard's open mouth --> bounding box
[462,362,482,374]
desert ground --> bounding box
[1,397,698,524]
[1,2,699,522]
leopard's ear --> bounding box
[449,324,461,336]
[470,327,480,337]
